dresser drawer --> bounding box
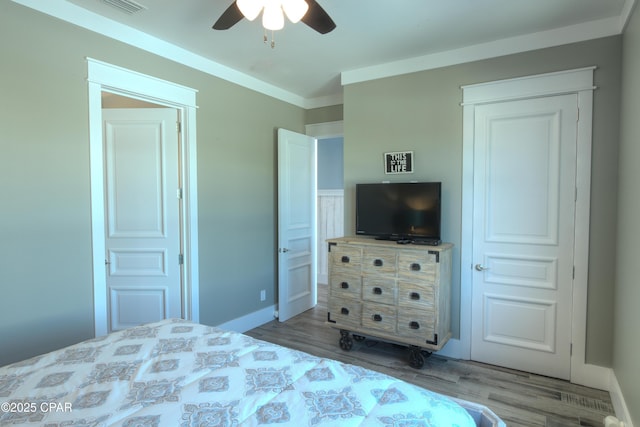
[398,251,437,282]
[362,303,396,333]
[397,281,435,310]
[329,298,362,328]
[330,245,363,275]
[362,277,396,304]
[329,274,362,299]
[363,249,397,276]
[397,308,436,341]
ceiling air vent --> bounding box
[101,0,147,14]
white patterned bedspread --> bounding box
[0,319,485,426]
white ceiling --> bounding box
[14,0,634,108]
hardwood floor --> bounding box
[245,285,615,427]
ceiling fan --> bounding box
[212,0,336,34]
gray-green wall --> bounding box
[615,3,640,424]
[305,105,344,125]
[0,2,304,366]
[343,36,622,367]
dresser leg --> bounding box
[408,346,426,369]
[339,330,353,351]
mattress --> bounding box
[0,319,505,426]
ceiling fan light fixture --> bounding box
[213,0,335,35]
[262,0,285,31]
[237,0,264,21]
[281,0,308,23]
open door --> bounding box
[277,128,317,322]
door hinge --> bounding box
[176,121,182,133]
[573,266,575,279]
[570,343,573,356]
[177,188,183,199]
[178,254,184,265]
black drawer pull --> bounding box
[410,321,420,330]
[410,263,421,271]
[341,282,349,289]
[373,287,382,295]
[372,314,383,322]
[410,292,420,300]
[341,256,350,263]
[373,259,383,267]
[341,307,349,315]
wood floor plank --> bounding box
[245,285,615,427]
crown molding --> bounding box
[11,0,308,108]
[304,92,344,109]
[341,16,624,87]
[12,0,634,109]
[619,0,637,32]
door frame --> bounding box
[452,67,608,389]
[87,58,200,337]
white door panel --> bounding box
[110,287,167,329]
[103,108,182,331]
[482,294,557,352]
[278,128,317,322]
[483,112,561,245]
[471,95,577,380]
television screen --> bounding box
[355,182,441,242]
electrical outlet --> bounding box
[260,290,266,302]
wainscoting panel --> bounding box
[317,189,344,284]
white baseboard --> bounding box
[609,371,634,427]
[215,305,276,333]
[434,338,470,360]
[572,362,611,391]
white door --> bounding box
[470,95,578,380]
[277,128,317,322]
[103,108,183,331]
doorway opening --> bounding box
[87,58,199,337]
[458,67,601,386]
[306,121,344,287]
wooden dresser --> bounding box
[326,236,452,368]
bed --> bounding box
[0,319,505,426]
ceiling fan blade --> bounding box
[212,1,244,30]
[301,0,336,34]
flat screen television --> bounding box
[355,182,441,242]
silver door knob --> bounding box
[475,264,489,271]
[280,248,289,253]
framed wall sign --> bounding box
[384,151,414,174]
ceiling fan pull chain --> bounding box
[262,28,276,48]
[263,28,275,48]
